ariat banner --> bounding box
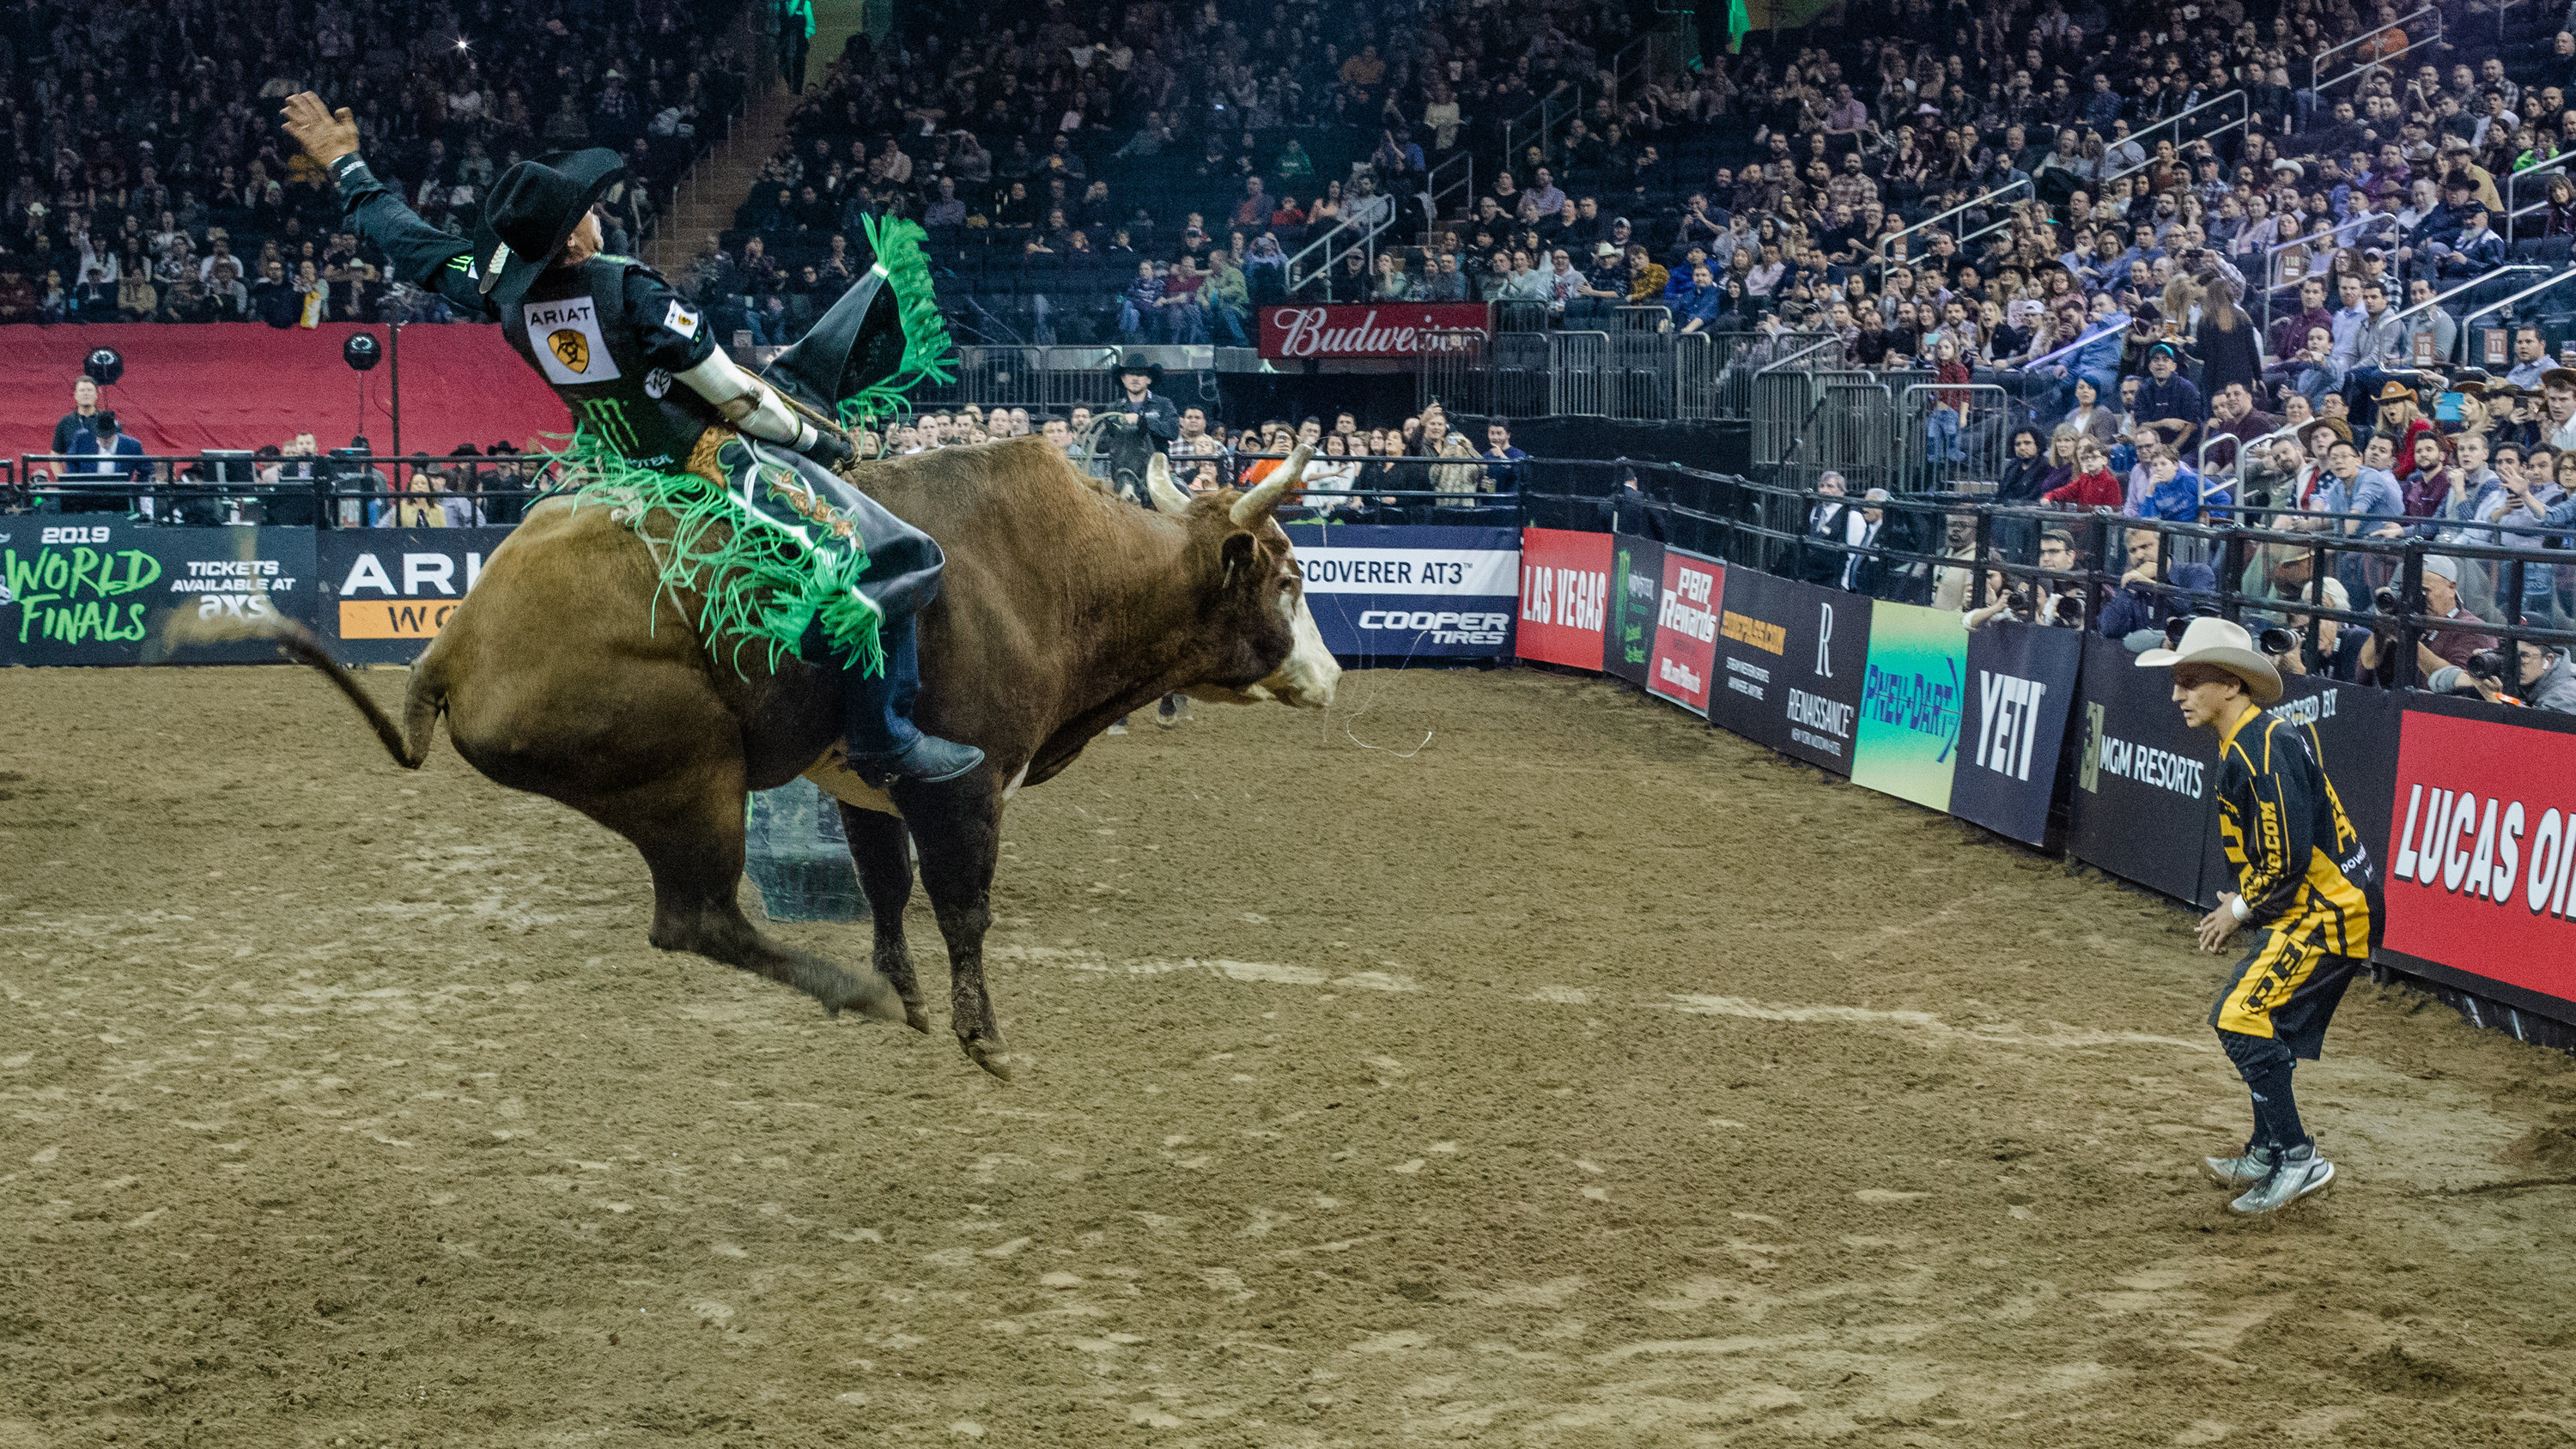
[2379,704,2576,1020]
[1701,568,1870,776]
[1515,528,1612,670]
[2067,633,2216,902]
[1948,621,2082,846]
[1281,523,1519,660]
[319,527,519,664]
[1850,603,1967,812]
[1601,536,1664,688]
[0,520,319,667]
[1644,548,1724,716]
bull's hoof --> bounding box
[828,970,910,1027]
[958,1032,1017,1082]
[903,1002,934,1035]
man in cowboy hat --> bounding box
[2138,617,2379,1215]
[279,92,980,784]
[1097,355,1178,506]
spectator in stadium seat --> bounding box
[2099,529,2217,651]
[2360,555,2498,681]
[2518,641,2576,712]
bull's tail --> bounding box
[274,621,444,770]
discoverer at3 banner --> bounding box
[2379,704,2576,1022]
[1282,523,1519,660]
[1703,568,1871,775]
[1645,548,1724,716]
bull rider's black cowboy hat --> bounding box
[1108,353,1163,383]
[471,149,626,312]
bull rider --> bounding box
[279,93,981,785]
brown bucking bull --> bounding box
[281,440,1338,1078]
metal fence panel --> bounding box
[1674,332,1716,420]
[1607,330,1674,421]
[1898,382,2020,494]
[1489,331,1553,418]
[1548,331,1610,418]
[1416,328,1486,416]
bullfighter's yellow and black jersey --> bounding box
[2210,706,2378,1045]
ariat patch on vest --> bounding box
[524,295,623,386]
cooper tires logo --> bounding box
[1358,609,1507,645]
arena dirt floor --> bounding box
[5,664,2576,1448]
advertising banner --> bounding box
[1644,548,1724,716]
[1258,304,1492,360]
[2067,634,2216,901]
[0,520,319,667]
[317,527,519,664]
[2193,675,2403,909]
[1703,569,1871,775]
[1282,523,1519,660]
[1948,621,2083,846]
[1601,536,1664,688]
[1850,603,1968,811]
[1515,528,1612,670]
[2379,705,2576,1020]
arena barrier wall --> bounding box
[1281,523,1521,661]
[1516,526,2576,1035]
[0,518,321,666]
[315,528,521,665]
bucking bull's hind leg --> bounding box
[608,764,908,1025]
[838,803,934,1034]
[891,770,1013,1079]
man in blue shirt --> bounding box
[2130,343,2205,451]
[65,409,149,516]
[1482,421,1528,492]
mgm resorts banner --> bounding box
[2068,633,2217,901]
[2379,702,2576,1022]
[1601,536,1663,688]
[318,528,520,664]
[1850,603,1968,813]
[1948,622,2083,846]
[0,520,319,667]
[1515,528,1612,670]
[1645,548,1724,716]
[1282,524,1519,660]
[1704,568,1870,775]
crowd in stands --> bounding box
[0,0,756,324]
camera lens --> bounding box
[2258,626,2299,655]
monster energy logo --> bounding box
[577,397,641,456]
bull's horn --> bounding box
[1146,451,1191,514]
[1230,444,1312,527]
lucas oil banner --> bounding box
[317,528,519,664]
[0,520,319,667]
[1281,524,1520,660]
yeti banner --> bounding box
[1947,621,2083,846]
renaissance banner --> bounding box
[1601,536,1663,688]
[1282,523,1519,659]
[1850,603,1968,812]
[1515,528,1612,670]
[1948,621,2083,846]
[1703,568,1870,776]
[0,519,319,667]
[1258,304,1492,360]
[318,527,519,664]
[2067,634,2216,902]
[2379,703,2576,1020]
[1644,548,1724,716]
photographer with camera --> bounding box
[2427,649,2519,704]
[2357,555,2500,687]
[1965,530,2087,631]
[2515,640,2576,712]
[2098,528,2216,650]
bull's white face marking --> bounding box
[1261,567,1339,708]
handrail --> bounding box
[1284,203,1395,299]
[2103,90,2250,187]
[1499,86,1582,173]
[1424,150,1475,233]
[2459,267,2576,330]
[2308,4,2438,94]
[2383,265,2546,336]
[1877,177,2031,260]
[1753,335,1847,375]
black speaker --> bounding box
[83,347,124,386]
[343,332,383,371]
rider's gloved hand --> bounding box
[801,429,854,468]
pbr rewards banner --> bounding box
[1515,528,1612,670]
[318,527,518,664]
[1645,548,1724,716]
[1850,603,1968,812]
[1601,535,1663,688]
[1703,567,1870,776]
[2067,634,2215,902]
[1282,523,1519,659]
[1948,621,2082,846]
[0,519,319,667]
[2379,704,2576,1019]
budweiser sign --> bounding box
[1259,304,1491,360]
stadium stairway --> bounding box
[643,0,871,276]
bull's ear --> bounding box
[1221,530,1257,589]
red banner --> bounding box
[1516,528,1612,670]
[1646,548,1724,717]
[1257,304,1490,360]
[2382,709,2576,1007]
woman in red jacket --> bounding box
[2044,441,2124,508]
